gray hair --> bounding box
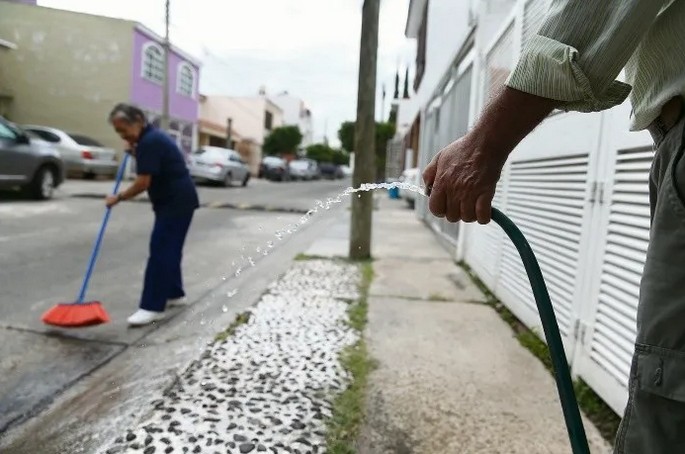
[108,103,147,124]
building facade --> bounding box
[0,1,200,157]
[270,92,314,149]
[198,95,283,175]
[400,0,654,418]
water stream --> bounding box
[225,181,426,286]
[193,181,428,332]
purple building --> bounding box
[0,2,200,155]
[131,25,200,155]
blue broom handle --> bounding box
[76,153,130,303]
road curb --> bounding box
[68,193,310,215]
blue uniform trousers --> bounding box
[139,213,193,312]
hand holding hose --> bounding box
[422,135,505,224]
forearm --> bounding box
[468,87,557,160]
[118,176,150,201]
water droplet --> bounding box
[227,289,238,298]
[357,194,361,199]
[201,380,207,386]
[222,305,228,313]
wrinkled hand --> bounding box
[422,136,505,224]
[105,195,119,208]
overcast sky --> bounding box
[39,0,415,145]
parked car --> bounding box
[0,117,65,199]
[319,163,344,180]
[399,167,421,208]
[22,125,117,179]
[189,146,250,187]
[260,156,290,181]
[289,158,320,181]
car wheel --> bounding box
[29,166,56,200]
[223,172,232,187]
[242,174,250,187]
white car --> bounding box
[399,167,421,208]
[289,159,320,181]
[188,146,251,187]
[23,125,117,179]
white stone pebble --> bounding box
[102,260,360,454]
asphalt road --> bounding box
[0,177,350,437]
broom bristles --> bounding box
[42,302,110,327]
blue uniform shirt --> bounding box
[134,125,199,217]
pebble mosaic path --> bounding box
[102,260,360,454]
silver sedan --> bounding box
[23,125,118,179]
[188,146,251,187]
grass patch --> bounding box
[326,260,376,454]
[428,292,451,302]
[214,311,251,342]
[294,253,329,261]
[458,260,620,443]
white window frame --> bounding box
[141,41,165,85]
[176,62,196,98]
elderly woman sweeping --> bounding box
[105,103,199,326]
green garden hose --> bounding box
[491,208,590,454]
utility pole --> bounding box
[161,0,171,130]
[349,0,380,260]
[226,117,233,148]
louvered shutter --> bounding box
[588,148,652,387]
[497,154,590,339]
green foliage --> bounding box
[306,143,350,166]
[338,121,355,153]
[263,126,303,156]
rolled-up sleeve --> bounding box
[506,0,665,112]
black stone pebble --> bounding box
[239,443,255,453]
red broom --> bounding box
[42,155,129,327]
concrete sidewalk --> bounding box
[307,196,611,454]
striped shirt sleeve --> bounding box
[506,0,665,113]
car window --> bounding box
[0,122,19,141]
[27,129,61,143]
[193,148,224,159]
[68,133,103,146]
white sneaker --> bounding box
[127,309,165,326]
[167,297,187,307]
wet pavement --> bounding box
[0,178,349,449]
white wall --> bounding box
[200,96,283,146]
[270,93,314,147]
[401,0,475,127]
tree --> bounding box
[263,126,303,156]
[306,143,334,163]
[337,120,395,180]
[306,144,351,166]
[332,149,350,166]
[338,121,355,152]
[375,121,396,181]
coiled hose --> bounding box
[491,208,590,454]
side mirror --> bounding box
[16,134,30,145]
